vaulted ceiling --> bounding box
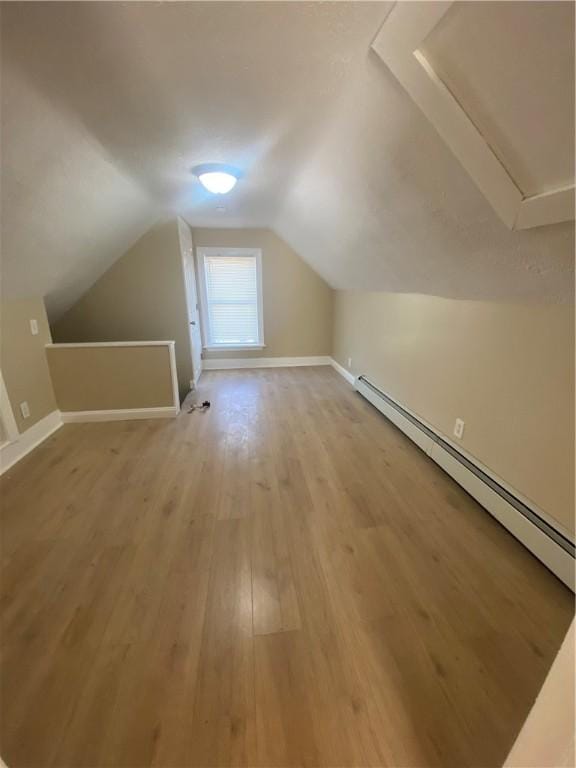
[1,1,574,320]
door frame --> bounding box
[177,218,203,387]
[0,369,19,448]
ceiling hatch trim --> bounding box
[372,1,575,231]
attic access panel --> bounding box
[372,1,575,230]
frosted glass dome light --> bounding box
[193,164,240,194]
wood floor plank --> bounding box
[0,367,572,768]
[249,423,301,636]
[184,517,256,766]
[254,630,319,767]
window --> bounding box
[197,247,264,349]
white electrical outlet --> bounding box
[29,318,39,335]
[347,357,352,369]
[453,418,465,439]
[20,401,30,419]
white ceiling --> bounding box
[1,1,574,320]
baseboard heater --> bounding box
[355,375,575,592]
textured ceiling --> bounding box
[1,1,574,320]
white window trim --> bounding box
[196,246,265,351]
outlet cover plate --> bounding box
[453,418,465,439]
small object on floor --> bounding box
[188,400,211,413]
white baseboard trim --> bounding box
[355,376,575,592]
[429,443,575,592]
[61,406,179,423]
[0,410,63,475]
[203,356,332,371]
[330,358,356,385]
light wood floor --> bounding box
[1,367,573,768]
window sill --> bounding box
[204,345,266,352]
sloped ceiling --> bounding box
[1,1,574,321]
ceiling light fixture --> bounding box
[192,163,240,195]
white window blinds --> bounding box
[202,252,262,347]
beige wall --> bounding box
[193,228,333,359]
[1,297,58,432]
[46,345,175,411]
[333,292,574,533]
[52,221,193,399]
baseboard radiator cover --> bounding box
[355,375,575,592]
